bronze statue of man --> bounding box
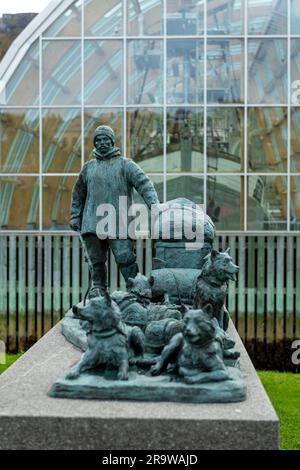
[70,125,159,297]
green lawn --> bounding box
[258,371,300,450]
[0,353,23,375]
[0,356,299,450]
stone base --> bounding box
[0,319,279,449]
[50,367,246,404]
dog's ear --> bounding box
[211,249,219,260]
[225,247,231,254]
[202,303,214,319]
[103,291,112,307]
[148,275,154,287]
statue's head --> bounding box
[93,125,115,155]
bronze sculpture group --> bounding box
[50,126,246,403]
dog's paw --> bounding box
[224,350,240,360]
[231,351,240,359]
[65,369,80,380]
[117,370,129,381]
[150,363,161,376]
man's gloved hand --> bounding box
[70,218,81,232]
[148,198,160,208]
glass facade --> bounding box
[0,0,299,232]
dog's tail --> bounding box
[129,327,145,357]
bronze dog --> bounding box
[66,293,144,381]
[194,248,239,330]
[112,273,182,329]
[150,304,230,384]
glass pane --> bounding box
[42,109,81,173]
[167,39,204,104]
[291,40,300,106]
[207,175,244,230]
[43,176,76,230]
[0,176,39,230]
[167,175,204,204]
[166,0,204,35]
[133,174,164,204]
[207,39,244,104]
[84,108,123,161]
[167,107,204,173]
[248,39,287,104]
[207,0,244,35]
[207,108,244,173]
[290,176,300,231]
[248,107,287,172]
[248,0,287,35]
[43,0,82,37]
[127,40,163,105]
[0,109,39,173]
[151,174,164,203]
[84,40,123,105]
[248,175,287,230]
[127,108,163,173]
[128,0,163,36]
[291,0,300,34]
[84,0,123,36]
[42,40,81,106]
[291,108,300,173]
[3,40,39,106]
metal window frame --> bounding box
[0,0,299,234]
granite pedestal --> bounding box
[0,320,279,450]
